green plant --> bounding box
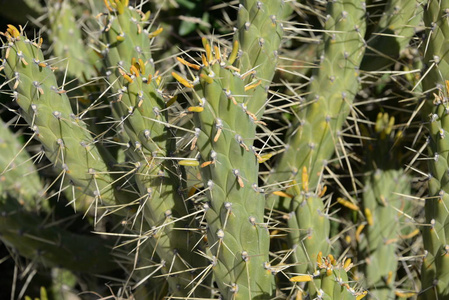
[0,0,446,299]
[419,0,449,298]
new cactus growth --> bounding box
[291,252,367,300]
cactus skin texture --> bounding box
[99,2,208,297]
[173,1,286,298]
[186,46,275,299]
[0,25,118,209]
[235,0,285,117]
[357,113,413,299]
[47,0,96,80]
[0,120,45,211]
[420,0,449,298]
[267,0,367,275]
[360,168,410,299]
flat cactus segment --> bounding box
[276,0,367,192]
[100,3,167,154]
[101,3,158,73]
[1,25,117,207]
[356,113,414,299]
[236,0,285,78]
[361,169,411,299]
[287,192,331,273]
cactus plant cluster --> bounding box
[1,0,449,299]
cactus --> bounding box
[98,1,208,296]
[0,196,116,273]
[0,119,45,210]
[47,0,97,80]
[172,1,287,297]
[0,0,446,299]
[361,0,422,71]
[0,25,121,211]
[356,113,414,299]
[266,0,367,277]
[419,0,449,298]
